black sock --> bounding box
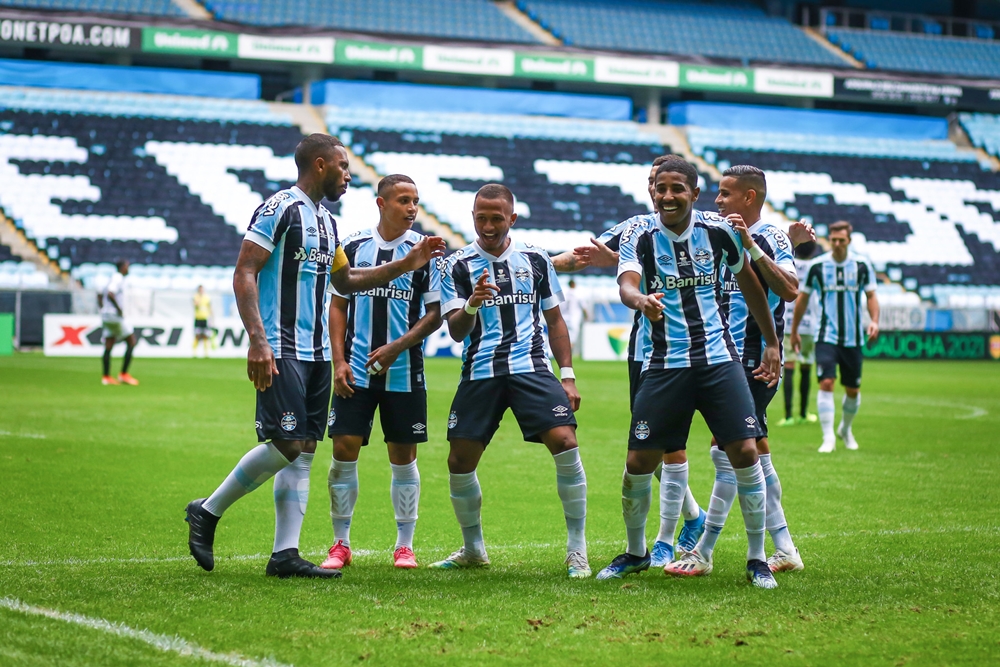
[122,344,134,374]
[800,366,811,418]
[783,367,795,419]
[102,347,111,376]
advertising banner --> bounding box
[1,17,137,50]
[754,68,833,98]
[581,322,632,361]
[335,39,422,69]
[141,27,236,57]
[515,53,593,81]
[863,331,999,360]
[834,77,963,106]
[594,56,679,87]
[680,64,753,92]
[422,45,515,75]
[237,34,334,63]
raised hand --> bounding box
[403,236,447,271]
[641,292,666,322]
[787,219,816,246]
[727,213,753,249]
[469,269,499,308]
[572,238,619,269]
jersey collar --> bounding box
[747,217,765,235]
[656,215,694,242]
[373,226,409,250]
[473,239,515,263]
[291,186,319,216]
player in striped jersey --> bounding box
[321,175,441,571]
[791,221,879,453]
[553,156,708,566]
[597,156,782,589]
[431,184,590,578]
[669,165,809,579]
[185,135,445,579]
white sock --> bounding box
[273,452,312,553]
[818,389,835,440]
[696,448,737,560]
[449,471,485,557]
[735,461,767,563]
[760,454,795,554]
[622,470,652,557]
[841,393,860,433]
[203,443,290,516]
[681,485,701,522]
[655,462,687,545]
[328,458,358,548]
[553,448,587,556]
[390,460,420,550]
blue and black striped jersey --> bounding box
[441,241,564,381]
[801,250,877,348]
[597,213,657,363]
[329,227,441,392]
[244,186,347,362]
[618,211,744,371]
[718,220,795,364]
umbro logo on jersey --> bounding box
[293,247,338,266]
[552,405,569,416]
[658,255,673,266]
[358,261,372,267]
[515,267,531,281]
[307,227,317,234]
[281,412,297,432]
[694,249,712,266]
[634,421,650,440]
[412,422,426,433]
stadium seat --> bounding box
[826,28,1000,78]
[0,0,185,17]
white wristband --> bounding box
[559,367,575,381]
[748,244,765,261]
[464,298,479,315]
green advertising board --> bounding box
[863,331,1000,360]
[679,64,753,92]
[335,39,422,69]
[141,27,237,57]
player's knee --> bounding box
[272,439,304,461]
[664,450,687,464]
[819,378,834,391]
[724,439,758,468]
[845,387,859,398]
[543,427,577,454]
[387,443,417,465]
[333,437,362,462]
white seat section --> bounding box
[0,134,176,243]
[72,262,237,292]
[534,160,655,209]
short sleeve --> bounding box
[105,272,122,294]
[800,261,820,294]
[768,229,796,275]
[441,257,470,315]
[539,253,565,311]
[616,225,643,278]
[245,192,293,252]
[424,255,442,305]
[863,258,878,293]
[719,224,745,274]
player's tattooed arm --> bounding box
[329,295,354,398]
[617,271,665,322]
[551,251,586,273]
[445,269,497,342]
[330,236,447,294]
[734,263,781,388]
[234,239,278,392]
[543,306,581,411]
[366,303,442,376]
[789,291,810,353]
[727,214,797,301]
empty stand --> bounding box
[519,0,846,66]
[827,28,1000,77]
[960,113,1000,160]
[0,0,184,16]
[202,0,538,43]
[691,131,1000,292]
[327,105,667,252]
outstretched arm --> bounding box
[366,303,442,375]
[330,236,446,294]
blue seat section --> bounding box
[690,127,1000,292]
[959,113,1000,159]
[309,79,633,122]
[0,59,261,100]
[202,0,539,43]
[0,87,309,276]
[0,0,184,16]
[518,0,847,67]
[827,28,1000,78]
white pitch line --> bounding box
[3,526,997,569]
[0,430,47,439]
[0,596,293,667]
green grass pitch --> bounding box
[1,353,998,666]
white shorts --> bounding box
[102,317,134,342]
[783,333,815,365]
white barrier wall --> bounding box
[581,322,633,361]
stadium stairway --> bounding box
[174,0,213,19]
[0,208,66,288]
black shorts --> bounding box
[329,385,428,445]
[628,359,644,412]
[255,358,331,442]
[629,361,758,453]
[447,372,577,446]
[746,368,778,440]
[816,342,863,389]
